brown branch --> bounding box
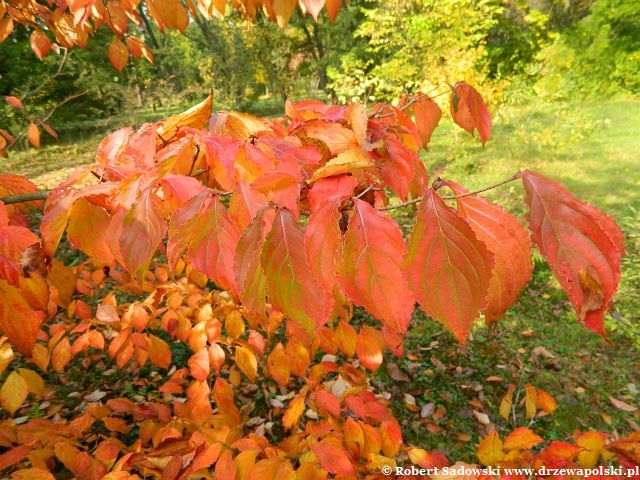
[379,171,522,211]
[0,191,51,205]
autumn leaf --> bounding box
[0,279,45,355]
[108,38,129,72]
[30,30,51,60]
[503,427,543,451]
[261,209,332,335]
[522,170,623,338]
[449,82,492,145]
[27,122,40,148]
[5,96,22,109]
[0,370,29,414]
[405,189,494,344]
[447,181,532,326]
[339,199,414,334]
[311,438,354,475]
[309,148,375,183]
[477,432,505,466]
[412,95,441,148]
[158,91,213,144]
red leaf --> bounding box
[447,181,533,325]
[305,197,343,294]
[450,82,491,145]
[522,170,623,338]
[378,136,415,200]
[67,198,115,267]
[405,189,494,344]
[412,95,441,148]
[307,174,358,211]
[262,209,332,335]
[0,445,29,470]
[338,199,414,334]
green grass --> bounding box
[1,98,639,463]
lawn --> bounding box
[1,98,639,463]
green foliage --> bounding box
[535,0,640,98]
[328,0,501,102]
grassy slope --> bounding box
[382,99,640,459]
[1,99,638,462]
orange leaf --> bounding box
[51,337,71,372]
[148,334,171,369]
[0,279,45,355]
[27,122,40,148]
[267,343,291,387]
[283,394,305,430]
[108,37,129,72]
[214,449,236,480]
[309,148,374,183]
[119,188,167,280]
[356,325,384,372]
[5,96,22,109]
[0,445,29,470]
[576,431,606,468]
[405,189,494,344]
[235,345,257,381]
[412,95,441,148]
[450,82,491,145]
[188,348,210,381]
[503,427,543,451]
[67,198,115,266]
[339,199,414,334]
[30,30,51,60]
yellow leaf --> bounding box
[157,92,213,144]
[499,384,515,420]
[31,344,50,372]
[225,310,245,340]
[235,346,257,381]
[476,432,505,466]
[0,341,13,377]
[0,370,29,414]
[524,384,537,419]
[577,431,606,468]
[18,368,45,396]
[309,148,374,183]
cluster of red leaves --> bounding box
[0,85,631,478]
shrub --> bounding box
[0,84,636,479]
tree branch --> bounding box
[379,171,522,211]
[0,191,51,205]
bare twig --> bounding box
[0,191,51,205]
[379,171,522,211]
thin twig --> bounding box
[354,184,376,200]
[379,171,522,211]
[0,191,51,205]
